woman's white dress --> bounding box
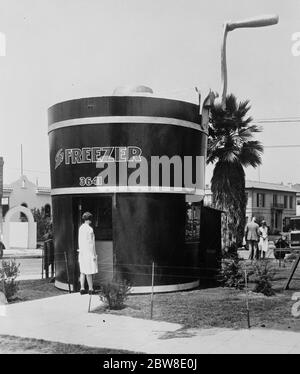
[258,226,269,253]
[78,223,98,275]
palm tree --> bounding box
[207,94,263,247]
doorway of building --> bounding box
[73,195,113,285]
[274,210,283,232]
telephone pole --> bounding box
[21,144,24,177]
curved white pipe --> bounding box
[220,14,279,109]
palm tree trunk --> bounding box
[211,161,247,248]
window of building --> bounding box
[20,202,28,222]
[1,197,9,217]
[44,204,51,218]
[275,211,278,229]
[256,193,265,207]
[290,196,294,209]
[284,195,288,209]
[273,194,278,206]
[297,199,300,206]
[185,204,201,242]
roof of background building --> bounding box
[205,180,298,194]
[245,180,297,193]
[3,175,50,195]
[292,184,300,192]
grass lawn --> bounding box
[0,335,139,354]
[10,279,66,303]
[94,260,300,332]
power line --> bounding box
[6,167,49,174]
[255,116,300,120]
[256,121,300,124]
[264,145,300,149]
[253,116,300,124]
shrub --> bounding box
[0,259,20,301]
[223,244,239,259]
[252,261,276,296]
[32,207,52,241]
[98,280,131,310]
[218,255,245,289]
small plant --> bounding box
[98,280,131,310]
[252,260,276,296]
[218,254,245,289]
[0,259,20,301]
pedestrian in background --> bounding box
[258,220,269,259]
[78,212,98,295]
[245,216,260,260]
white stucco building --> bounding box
[1,175,51,218]
[0,175,51,249]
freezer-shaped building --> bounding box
[48,88,221,292]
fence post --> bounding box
[64,251,71,293]
[284,252,300,290]
[88,294,92,313]
[150,262,155,319]
[41,242,44,279]
[1,259,6,300]
[244,268,250,329]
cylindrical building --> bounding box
[48,90,208,292]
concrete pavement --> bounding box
[2,251,43,280]
[0,293,300,354]
[3,248,42,259]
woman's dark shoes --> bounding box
[80,289,87,295]
[88,290,96,295]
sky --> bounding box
[0,0,300,187]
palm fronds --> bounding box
[208,94,264,246]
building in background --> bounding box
[292,183,300,216]
[2,175,51,218]
[204,180,297,233]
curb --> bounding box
[3,256,42,259]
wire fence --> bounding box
[4,250,299,283]
[39,251,300,285]
[3,241,300,287]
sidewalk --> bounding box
[17,274,41,281]
[0,293,300,354]
[3,248,42,259]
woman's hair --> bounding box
[82,212,93,222]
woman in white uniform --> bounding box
[258,220,269,259]
[78,212,98,295]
